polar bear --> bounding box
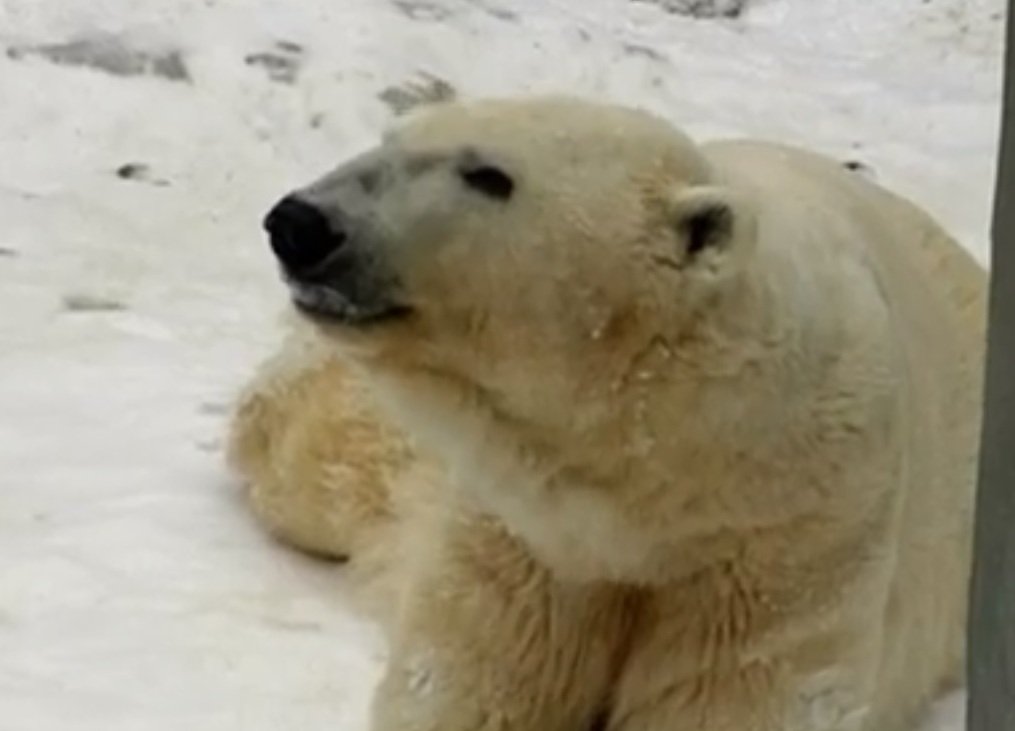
[227,96,986,731]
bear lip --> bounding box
[288,281,411,325]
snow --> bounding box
[0,0,1002,728]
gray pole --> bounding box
[966,4,1015,730]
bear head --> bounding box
[263,96,760,443]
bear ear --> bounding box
[667,185,757,282]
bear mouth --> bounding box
[288,281,412,326]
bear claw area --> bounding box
[0,0,1000,729]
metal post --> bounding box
[966,3,1015,729]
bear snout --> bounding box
[264,194,409,324]
[263,195,347,276]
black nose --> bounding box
[263,196,346,274]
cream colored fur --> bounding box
[227,97,986,731]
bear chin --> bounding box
[288,280,412,326]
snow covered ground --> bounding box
[0,0,1003,728]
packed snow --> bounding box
[0,0,1003,728]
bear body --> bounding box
[228,97,986,731]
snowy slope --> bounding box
[0,0,1003,728]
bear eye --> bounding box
[459,165,514,200]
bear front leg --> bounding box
[227,328,414,562]
[369,508,631,731]
[604,584,884,731]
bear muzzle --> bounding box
[263,195,410,326]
